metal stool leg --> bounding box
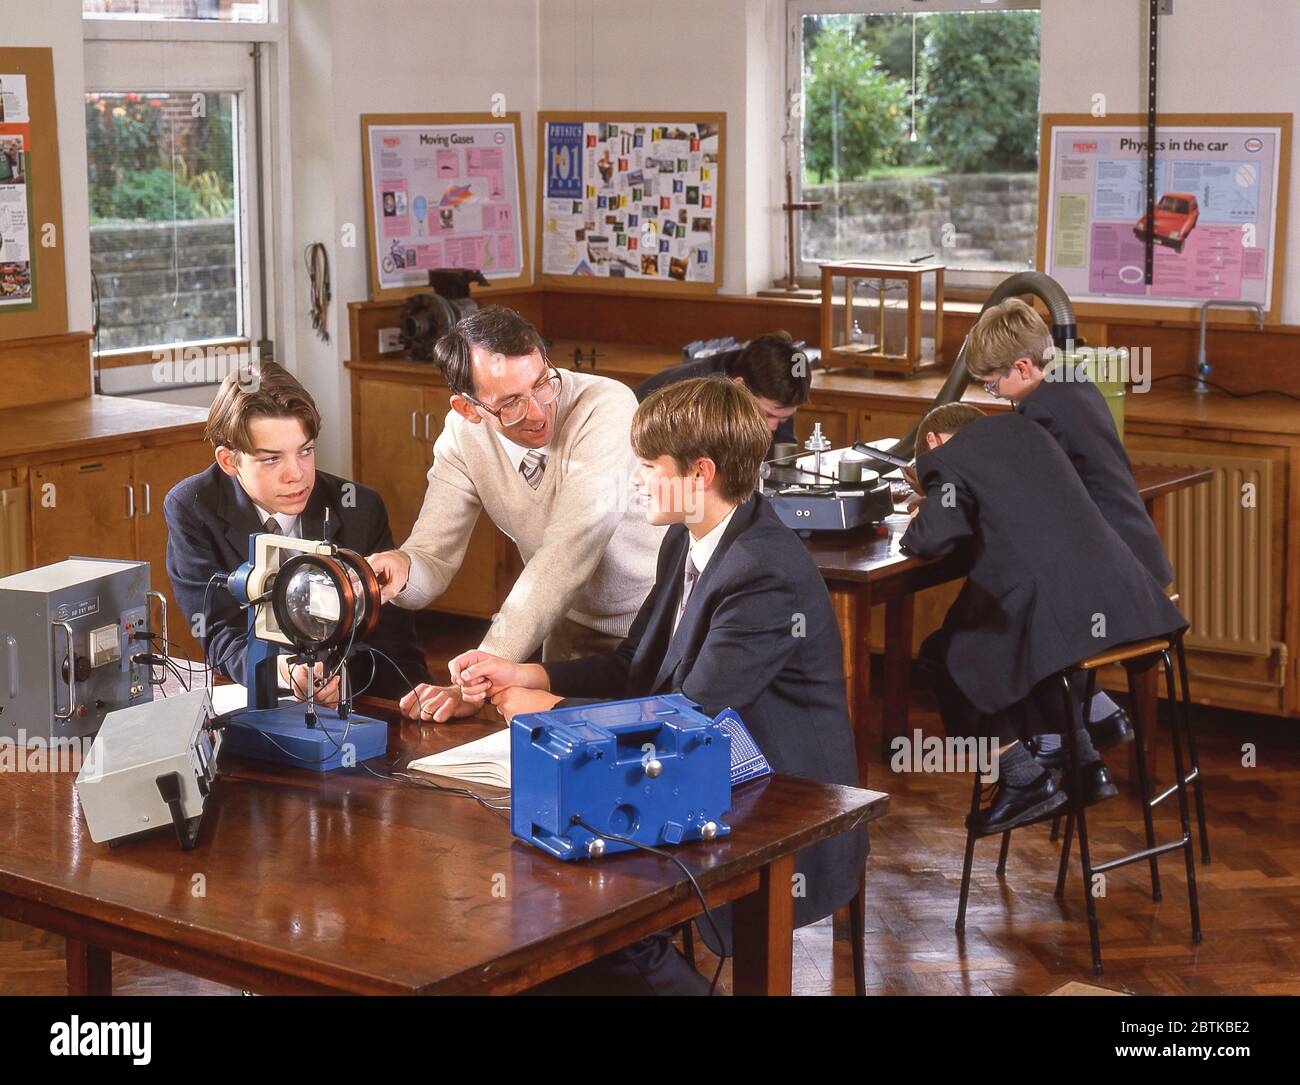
[1062,673,1103,974]
[956,774,982,933]
[848,867,867,996]
[1162,650,1203,944]
[1054,809,1074,898]
[1125,660,1163,903]
[996,831,1012,875]
[1174,634,1211,865]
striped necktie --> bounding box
[263,516,281,535]
[519,449,547,490]
[677,553,700,624]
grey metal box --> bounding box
[75,689,219,846]
[0,558,153,744]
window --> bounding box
[789,2,1041,286]
[83,35,265,400]
[85,90,244,354]
[83,0,268,23]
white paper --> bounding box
[0,75,29,124]
[407,728,511,789]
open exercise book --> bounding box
[407,710,771,790]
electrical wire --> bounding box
[573,816,728,996]
[1149,372,1300,402]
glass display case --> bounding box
[819,261,944,377]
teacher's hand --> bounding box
[491,686,563,723]
[366,549,412,603]
[399,682,479,723]
[449,650,533,702]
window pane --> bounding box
[800,10,1040,273]
[85,91,243,354]
[83,0,268,22]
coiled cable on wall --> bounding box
[305,242,331,343]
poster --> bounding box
[0,73,33,308]
[1041,119,1285,313]
[540,117,721,287]
[365,119,525,293]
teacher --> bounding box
[368,305,663,721]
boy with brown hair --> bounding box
[452,375,867,995]
[902,402,1185,831]
[164,361,432,703]
[965,297,1173,757]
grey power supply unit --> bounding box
[0,557,156,744]
[75,689,220,849]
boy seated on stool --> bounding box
[450,376,868,994]
[901,402,1186,833]
[964,298,1174,762]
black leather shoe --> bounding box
[1033,750,1120,808]
[1071,760,1119,807]
[1087,706,1134,750]
[966,772,1068,836]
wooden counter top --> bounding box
[348,339,1300,439]
[0,394,209,462]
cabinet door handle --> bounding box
[125,485,135,519]
[411,409,420,440]
[141,481,152,516]
[423,411,433,442]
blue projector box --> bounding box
[510,693,767,861]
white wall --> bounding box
[295,0,541,474]
[1041,0,1300,322]
[538,0,784,296]
[3,0,93,334]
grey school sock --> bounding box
[1036,729,1100,764]
[1000,742,1045,787]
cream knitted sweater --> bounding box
[394,369,665,661]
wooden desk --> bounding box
[808,463,1214,786]
[0,700,887,996]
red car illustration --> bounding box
[1134,192,1200,254]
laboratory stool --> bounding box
[1049,602,1210,866]
[956,635,1202,975]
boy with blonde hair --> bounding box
[965,297,1173,758]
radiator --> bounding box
[0,488,28,578]
[1131,451,1274,657]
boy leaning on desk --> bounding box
[447,376,868,995]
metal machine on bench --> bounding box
[510,693,770,861]
[0,558,164,743]
[215,531,390,771]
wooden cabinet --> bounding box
[357,378,428,543]
[30,454,137,566]
[352,373,521,620]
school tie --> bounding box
[677,552,700,624]
[263,516,281,535]
[519,449,548,490]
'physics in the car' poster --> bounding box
[1040,116,1287,315]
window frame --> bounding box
[783,0,1042,296]
[82,8,291,398]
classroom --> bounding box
[0,0,1296,1040]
